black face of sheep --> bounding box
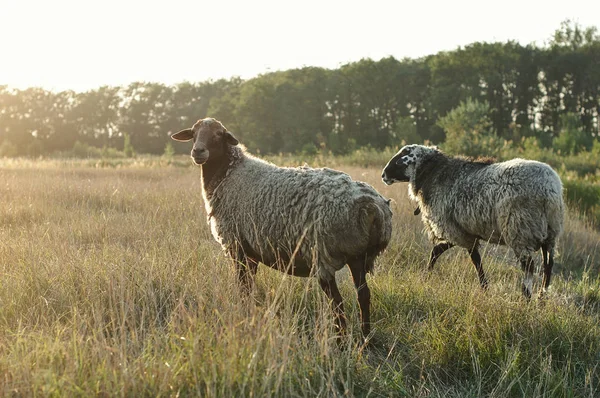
[381,144,438,185]
[171,118,239,165]
[381,144,565,299]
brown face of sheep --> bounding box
[170,118,239,165]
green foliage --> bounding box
[437,98,506,157]
[563,178,600,227]
[163,141,175,158]
[326,131,343,154]
[392,117,422,145]
[0,21,598,157]
[592,140,600,155]
[123,133,135,158]
[437,97,492,135]
[101,145,125,159]
[520,136,546,155]
[300,142,318,156]
[326,132,357,155]
[553,113,594,154]
[551,19,600,49]
[69,141,127,159]
[71,141,104,158]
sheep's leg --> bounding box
[319,277,347,334]
[469,247,489,290]
[520,254,535,300]
[541,245,549,275]
[236,259,258,293]
[428,242,453,270]
[541,244,554,292]
[230,244,258,293]
[348,259,371,339]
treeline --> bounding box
[0,21,599,157]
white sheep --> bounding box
[381,145,564,298]
[172,117,393,337]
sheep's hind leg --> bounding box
[230,244,258,294]
[319,277,347,335]
[469,247,489,290]
[428,242,453,270]
[520,254,535,300]
[348,258,372,339]
[541,243,554,294]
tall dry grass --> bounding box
[0,159,599,396]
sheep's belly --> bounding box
[259,251,344,280]
[260,258,313,278]
[479,229,506,245]
[210,217,341,280]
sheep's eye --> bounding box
[396,154,413,165]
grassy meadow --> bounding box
[1,155,600,397]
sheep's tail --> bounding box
[541,168,565,245]
[544,193,565,247]
[360,198,393,273]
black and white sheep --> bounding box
[171,117,393,337]
[381,145,564,298]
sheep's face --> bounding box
[381,145,438,185]
[171,118,239,165]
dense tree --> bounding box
[71,86,120,148]
[118,82,174,154]
[1,21,598,156]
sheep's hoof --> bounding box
[537,289,549,303]
[360,332,383,350]
[521,285,532,301]
[357,333,371,348]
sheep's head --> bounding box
[171,118,239,165]
[381,144,439,185]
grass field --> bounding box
[1,156,600,397]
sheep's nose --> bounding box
[192,148,207,157]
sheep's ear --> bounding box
[224,130,239,146]
[171,128,194,142]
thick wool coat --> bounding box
[204,147,393,281]
[408,150,564,260]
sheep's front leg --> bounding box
[428,242,453,270]
[348,259,371,339]
[319,277,347,334]
[229,245,258,294]
[236,259,258,293]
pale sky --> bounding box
[1,0,598,92]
